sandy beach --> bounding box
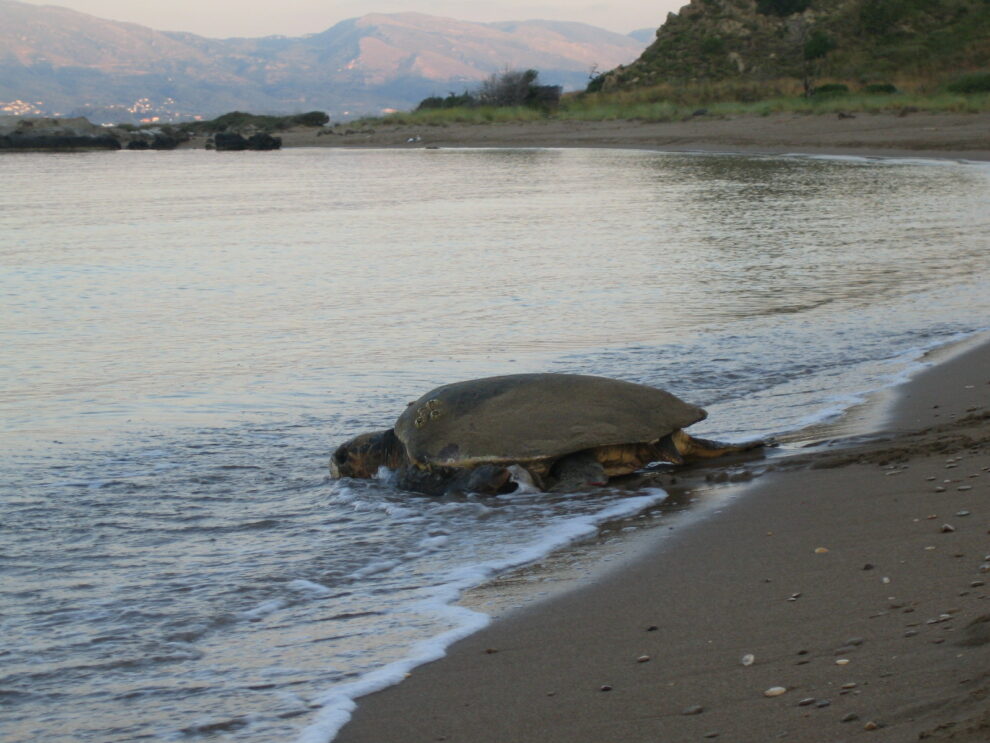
[268,110,990,161]
[333,335,990,742]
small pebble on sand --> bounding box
[842,713,860,723]
[636,655,650,663]
[798,697,816,706]
[682,705,704,715]
[599,685,612,692]
[956,510,972,517]
[958,485,973,491]
[764,686,787,697]
[741,653,755,666]
[941,524,956,533]
[815,547,830,554]
[836,658,850,665]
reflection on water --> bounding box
[1,148,988,743]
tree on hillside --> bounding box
[477,69,561,108]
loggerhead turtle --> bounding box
[329,373,762,496]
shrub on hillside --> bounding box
[292,111,330,127]
[863,83,898,94]
[945,71,990,94]
[417,92,476,110]
[756,0,811,17]
[811,83,850,96]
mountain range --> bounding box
[0,0,646,122]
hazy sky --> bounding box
[19,0,685,37]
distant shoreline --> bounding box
[249,110,990,161]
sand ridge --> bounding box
[264,110,990,161]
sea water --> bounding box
[1,147,988,742]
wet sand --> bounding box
[335,335,990,742]
[272,111,990,160]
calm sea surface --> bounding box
[2,148,989,742]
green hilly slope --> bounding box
[599,0,990,93]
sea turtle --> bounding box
[329,373,762,496]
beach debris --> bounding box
[941,523,956,533]
[815,547,830,554]
[682,704,704,715]
[740,653,755,666]
[763,686,787,697]
[636,655,651,663]
[788,592,802,601]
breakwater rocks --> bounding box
[0,116,188,151]
[208,131,282,151]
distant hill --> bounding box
[0,1,645,122]
[600,0,990,92]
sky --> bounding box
[18,0,685,37]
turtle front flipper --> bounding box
[671,429,764,462]
[396,463,514,496]
[548,451,609,492]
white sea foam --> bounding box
[287,579,333,596]
[294,490,666,743]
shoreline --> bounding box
[268,110,990,162]
[330,332,990,743]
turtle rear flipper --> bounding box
[674,429,764,461]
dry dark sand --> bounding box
[335,336,990,743]
[272,111,990,161]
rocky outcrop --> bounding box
[124,127,188,150]
[600,0,990,90]
[0,116,121,150]
[0,117,192,151]
[209,131,282,151]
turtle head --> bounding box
[330,428,403,479]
